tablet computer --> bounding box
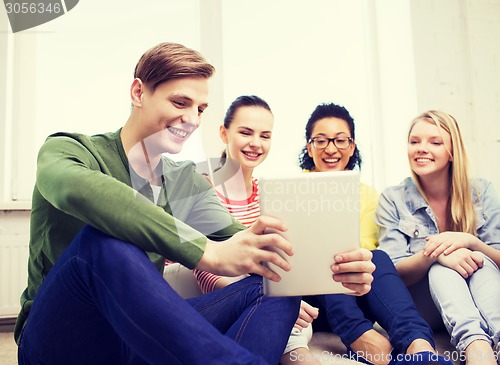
[259,170,360,296]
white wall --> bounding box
[0,0,205,316]
[410,0,500,189]
[1,0,499,317]
[2,0,499,204]
[0,0,204,206]
[218,0,378,184]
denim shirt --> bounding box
[375,177,500,264]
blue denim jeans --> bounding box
[18,226,300,365]
[429,252,500,352]
[306,250,435,355]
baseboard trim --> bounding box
[0,317,16,332]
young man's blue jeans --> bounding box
[306,250,436,354]
[18,225,300,365]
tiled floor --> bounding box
[0,332,17,365]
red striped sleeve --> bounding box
[166,179,261,294]
[193,269,221,294]
[196,178,261,293]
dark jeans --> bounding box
[305,250,435,355]
[18,225,300,365]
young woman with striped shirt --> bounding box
[194,95,273,293]
[194,95,323,365]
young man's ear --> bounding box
[219,125,228,144]
[130,78,144,107]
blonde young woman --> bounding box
[376,110,500,365]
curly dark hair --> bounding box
[298,103,362,171]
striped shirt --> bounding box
[194,178,260,293]
[216,178,260,228]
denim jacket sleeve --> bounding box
[375,185,410,264]
[474,179,500,250]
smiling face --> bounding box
[408,119,453,180]
[132,77,209,157]
[306,117,355,172]
[220,106,274,172]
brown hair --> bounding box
[134,42,215,91]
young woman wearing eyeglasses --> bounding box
[376,111,500,365]
[294,103,453,365]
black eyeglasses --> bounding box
[308,136,353,150]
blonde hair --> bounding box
[408,110,476,234]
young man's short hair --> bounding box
[134,42,215,91]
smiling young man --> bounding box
[15,44,374,365]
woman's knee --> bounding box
[475,251,500,271]
[371,250,398,276]
[371,250,393,266]
[427,262,460,283]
